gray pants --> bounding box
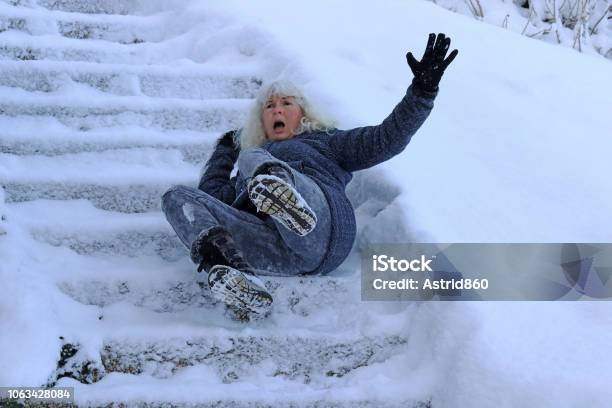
[162,147,331,276]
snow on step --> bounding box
[41,249,209,312]
[37,218,181,259]
[0,4,169,43]
[0,30,167,63]
[99,335,405,383]
[2,147,197,183]
[2,181,172,212]
[59,273,356,316]
[0,39,135,63]
[0,91,250,131]
[0,60,262,98]
[10,199,183,258]
[60,374,425,408]
[50,297,421,403]
[0,118,216,160]
[40,243,356,316]
[2,0,161,16]
[1,148,199,211]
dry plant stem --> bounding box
[545,0,563,43]
[521,3,536,35]
[573,22,582,50]
[502,14,510,28]
[572,0,596,51]
[528,28,553,37]
[569,0,581,20]
[464,0,484,18]
[544,0,559,22]
[590,4,611,35]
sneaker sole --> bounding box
[247,175,317,236]
[208,265,273,315]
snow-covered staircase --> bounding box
[0,1,424,406]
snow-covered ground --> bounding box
[1,0,611,407]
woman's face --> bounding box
[262,95,304,141]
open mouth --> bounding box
[273,120,285,131]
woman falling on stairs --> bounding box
[162,33,458,319]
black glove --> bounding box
[216,129,241,159]
[217,130,238,148]
[407,33,458,96]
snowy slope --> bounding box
[1,0,611,407]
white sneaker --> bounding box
[247,174,317,236]
[207,265,273,316]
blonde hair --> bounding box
[238,79,335,149]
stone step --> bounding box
[2,180,180,212]
[47,310,422,405]
[0,92,249,131]
[98,335,406,384]
[6,182,161,213]
[9,199,185,258]
[59,274,354,316]
[0,30,168,63]
[49,245,355,316]
[0,60,262,98]
[0,5,169,43]
[1,148,202,212]
[58,370,427,408]
[1,0,161,16]
[49,255,364,325]
[0,120,216,162]
[45,298,408,385]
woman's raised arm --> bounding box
[329,33,458,172]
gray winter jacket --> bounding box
[199,84,437,275]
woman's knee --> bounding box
[161,185,193,213]
[237,147,280,177]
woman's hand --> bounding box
[407,33,458,95]
[217,130,238,149]
[215,130,241,160]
